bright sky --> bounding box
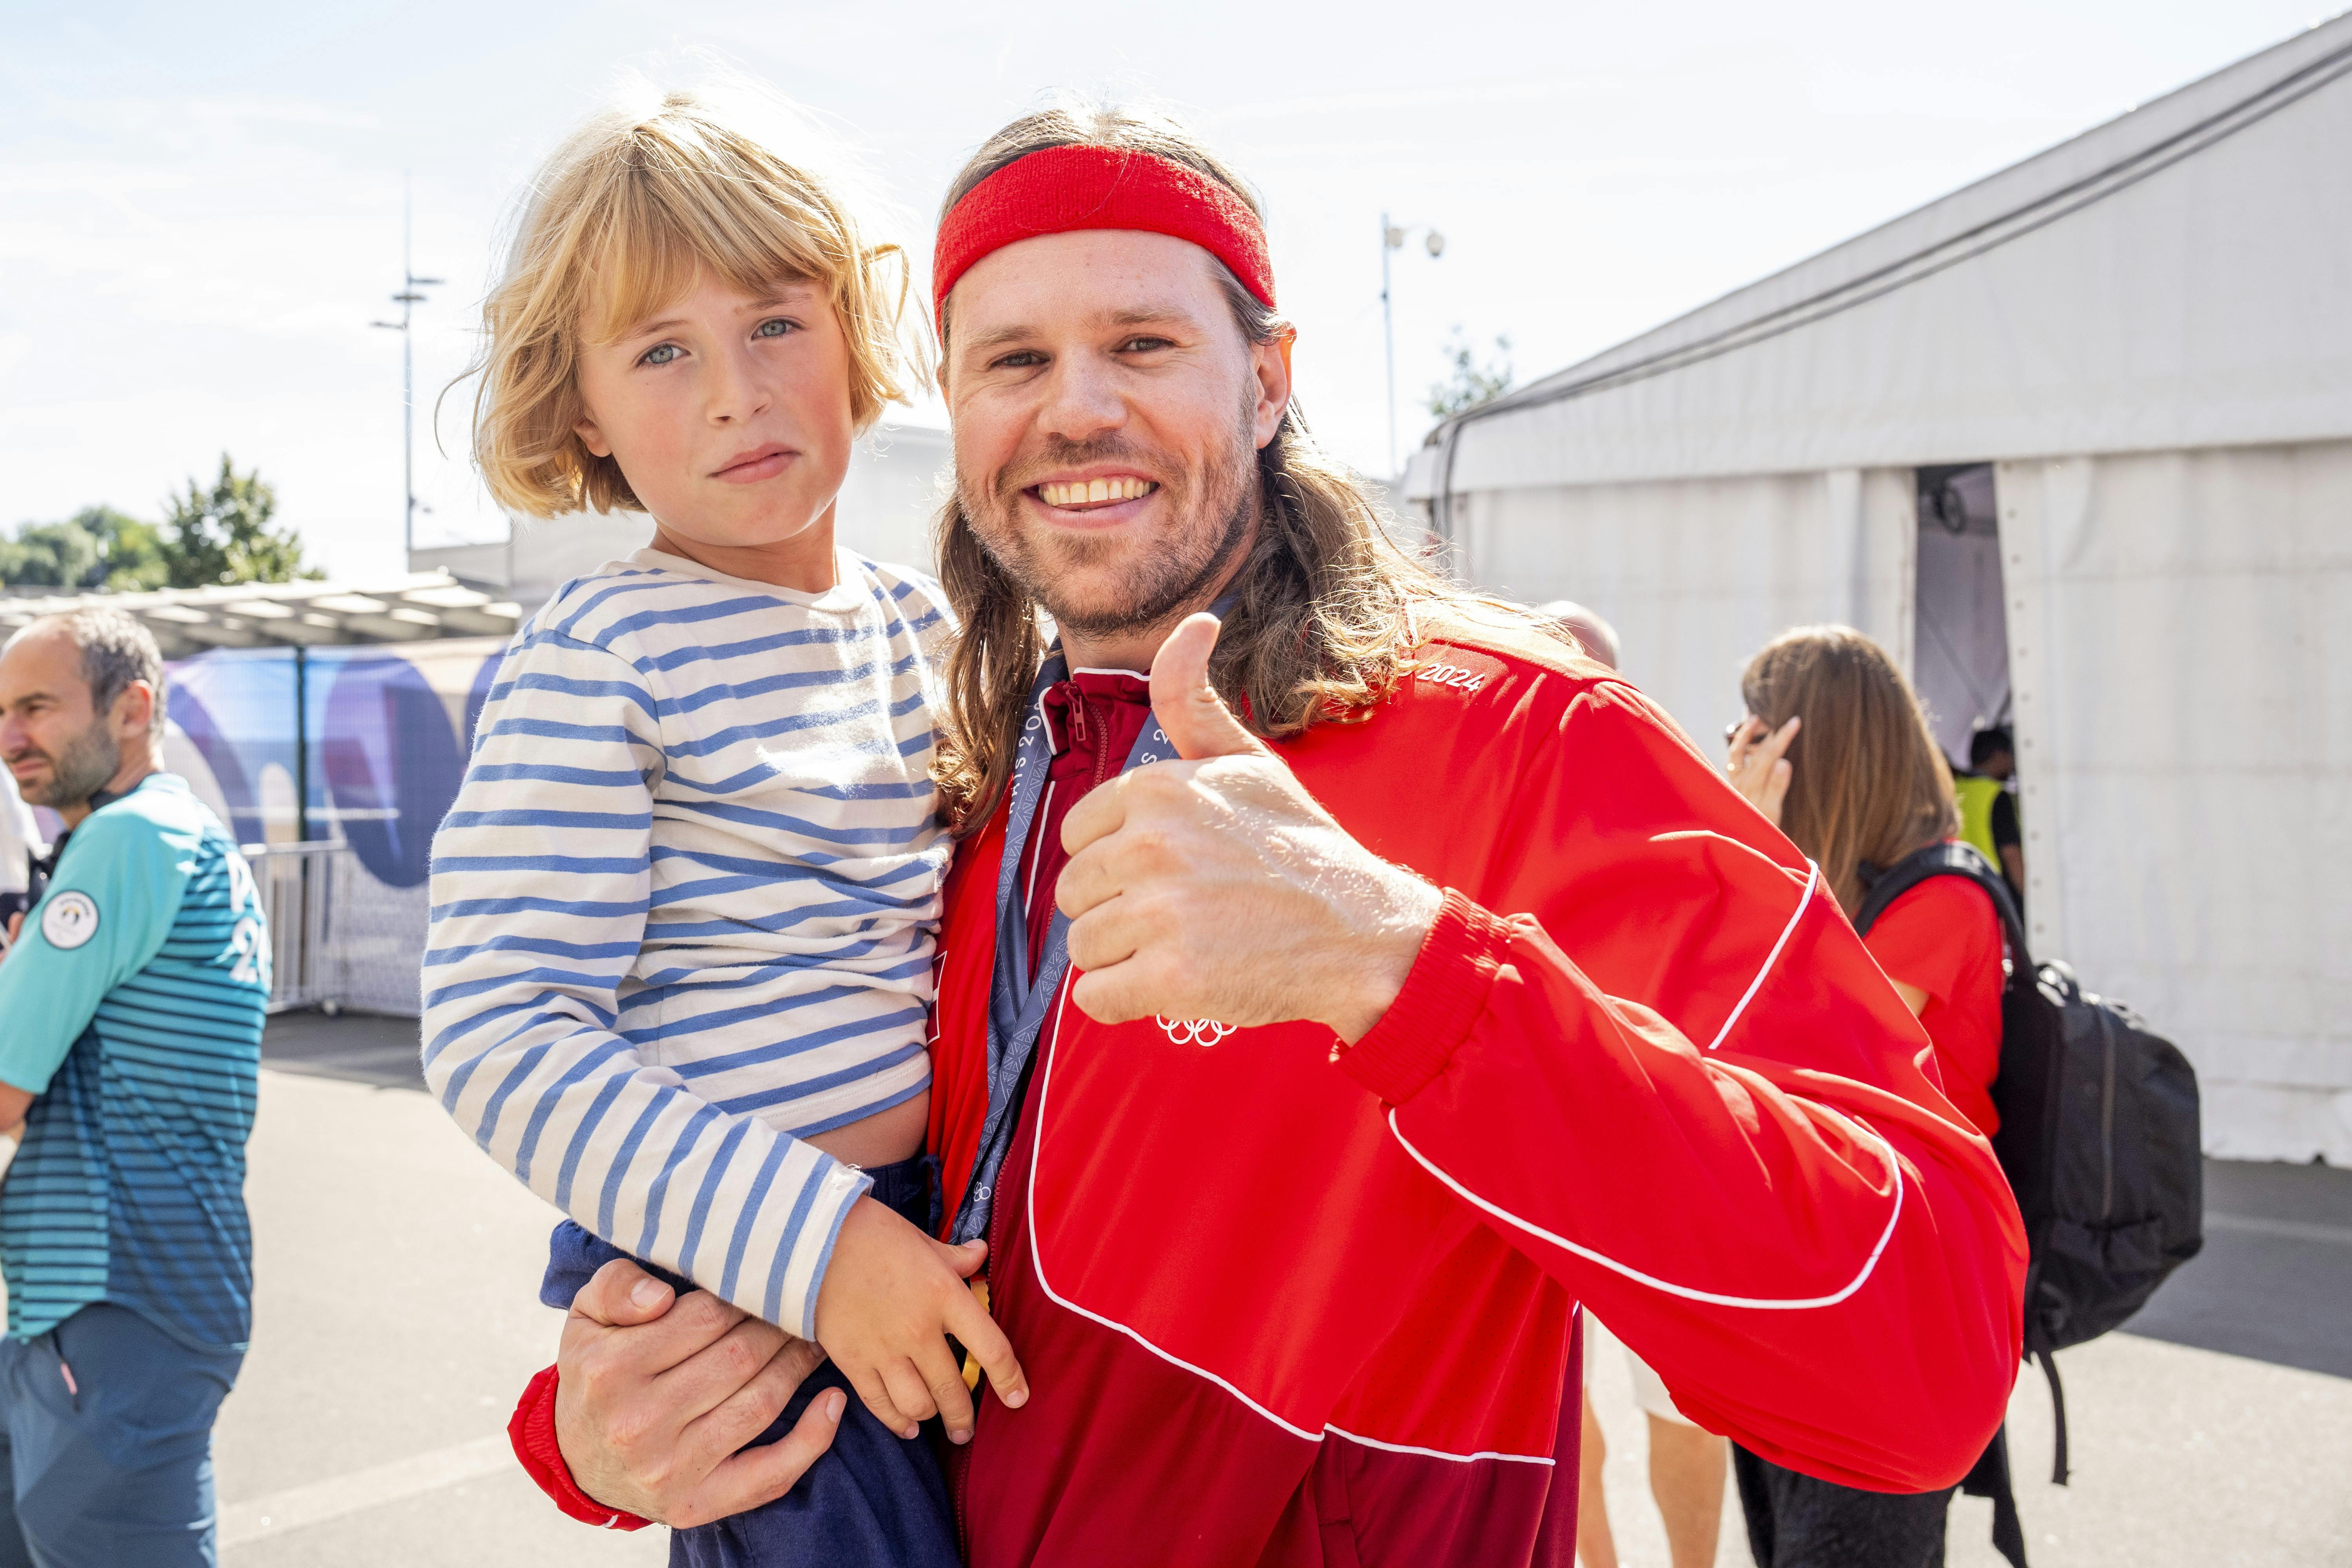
[3,0,2334,582]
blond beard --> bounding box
[957,407,1259,640]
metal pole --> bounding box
[373,175,439,569]
[1381,211,1397,479]
[402,179,415,561]
[292,645,309,845]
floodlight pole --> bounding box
[371,174,442,563]
[1381,212,1397,478]
[1380,214,1445,479]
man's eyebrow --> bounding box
[960,322,1039,356]
[1106,305,1201,329]
[961,304,1204,357]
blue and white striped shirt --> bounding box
[423,546,953,1339]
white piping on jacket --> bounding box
[1024,980,1555,1463]
[1384,863,1909,1310]
[1387,1110,1906,1310]
[1025,978,1323,1443]
[1704,859,1822,1052]
[1323,1424,1555,1467]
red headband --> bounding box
[932,144,1275,327]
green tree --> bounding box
[159,455,322,588]
[0,506,171,592]
[82,506,171,592]
[1426,327,1514,421]
[0,519,102,588]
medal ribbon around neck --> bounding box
[952,612,1240,1243]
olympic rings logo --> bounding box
[1156,1016,1236,1048]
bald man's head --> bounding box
[1536,601,1620,671]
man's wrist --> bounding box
[1326,873,1446,1044]
[511,1365,652,1531]
[1334,888,1516,1103]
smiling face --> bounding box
[573,272,856,589]
[943,230,1291,652]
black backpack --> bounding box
[1856,844,2204,1497]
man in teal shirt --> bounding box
[0,610,267,1568]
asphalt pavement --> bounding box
[167,1014,2352,1563]
[216,1019,663,1567]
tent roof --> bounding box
[0,572,523,660]
[1410,13,2352,497]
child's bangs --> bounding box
[468,81,920,518]
[577,159,837,347]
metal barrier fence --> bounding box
[240,842,426,1018]
[245,840,336,1012]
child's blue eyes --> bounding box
[639,320,793,366]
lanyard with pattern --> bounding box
[945,648,1176,1245]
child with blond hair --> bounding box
[423,84,1018,1564]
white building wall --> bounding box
[1454,467,1913,747]
[1411,19,2352,1162]
[1457,439,2352,1162]
[832,422,951,574]
[2001,439,2352,1162]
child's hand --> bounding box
[813,1197,1028,1444]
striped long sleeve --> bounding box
[424,551,951,1340]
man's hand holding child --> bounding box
[557,1259,842,1528]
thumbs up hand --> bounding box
[1055,613,1443,1042]
[1145,613,1271,763]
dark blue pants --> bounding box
[0,1304,243,1568]
[542,1156,959,1568]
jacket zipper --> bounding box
[1088,693,1116,790]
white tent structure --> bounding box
[1405,17,2352,1162]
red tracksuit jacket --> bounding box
[926,620,2027,1566]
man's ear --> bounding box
[115,681,156,742]
[1251,328,1296,450]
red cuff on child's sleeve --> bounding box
[1336,887,1516,1105]
[510,1363,652,1532]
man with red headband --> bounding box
[516,103,2027,1567]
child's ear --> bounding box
[574,414,613,458]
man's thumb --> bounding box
[1150,613,1263,762]
[572,1256,681,1328]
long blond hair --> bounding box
[461,81,923,519]
[1740,625,1962,916]
[930,100,1559,831]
